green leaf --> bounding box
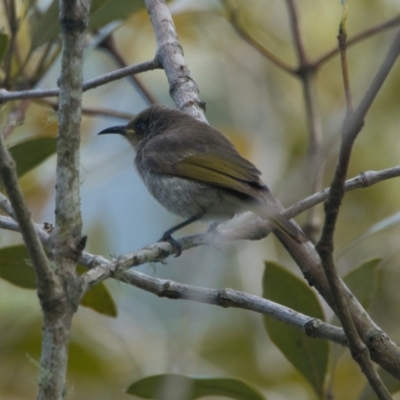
[339,211,400,256]
[262,261,328,397]
[127,374,266,400]
[31,0,59,49]
[8,137,56,180]
[0,245,36,288]
[0,32,9,65]
[90,0,145,30]
[78,265,117,317]
[199,326,270,385]
[343,258,380,309]
[31,0,145,49]
[0,246,117,317]
[330,258,381,365]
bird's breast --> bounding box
[137,168,248,222]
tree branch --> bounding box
[315,29,400,400]
[0,133,57,300]
[145,0,207,121]
[98,34,159,105]
[1,165,400,379]
[285,0,324,240]
[35,1,92,399]
[221,0,295,74]
[2,0,400,388]
[314,14,400,68]
[1,167,399,249]
[0,191,15,218]
[2,0,20,87]
[87,264,348,346]
[338,3,353,115]
[0,59,159,102]
[285,0,308,68]
[35,99,135,121]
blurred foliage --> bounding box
[360,367,400,400]
[263,261,328,397]
[5,137,56,182]
[0,245,116,316]
[1,0,400,399]
[0,32,9,65]
[31,0,145,49]
[341,258,380,310]
[127,374,266,400]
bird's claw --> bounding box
[207,222,220,233]
[159,233,182,257]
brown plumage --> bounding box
[99,105,306,251]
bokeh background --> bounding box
[1,0,400,399]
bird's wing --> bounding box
[140,128,264,197]
[141,127,307,242]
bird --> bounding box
[98,105,306,254]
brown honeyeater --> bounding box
[98,105,307,252]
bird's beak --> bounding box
[98,125,127,136]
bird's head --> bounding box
[98,105,191,148]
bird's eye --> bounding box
[136,121,146,133]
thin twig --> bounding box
[338,3,353,115]
[314,14,400,68]
[33,41,54,79]
[83,265,348,346]
[1,164,400,379]
[0,215,51,243]
[2,0,20,87]
[286,167,400,219]
[301,72,324,238]
[285,0,308,68]
[35,99,134,121]
[0,192,15,218]
[1,100,30,140]
[285,0,324,240]
[0,59,160,101]
[29,41,61,87]
[221,0,295,74]
[0,215,346,347]
[316,28,400,400]
[1,166,399,257]
[77,168,400,276]
[98,35,158,105]
[0,130,57,302]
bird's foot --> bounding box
[207,222,224,249]
[207,222,220,233]
[159,233,182,257]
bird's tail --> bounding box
[251,189,307,243]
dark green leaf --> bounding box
[0,32,9,65]
[263,261,328,397]
[8,137,56,180]
[3,316,106,378]
[343,258,380,309]
[90,0,145,30]
[199,326,270,385]
[127,374,266,400]
[0,245,36,288]
[330,258,381,364]
[0,246,117,316]
[340,212,400,256]
[31,0,145,49]
[78,265,117,317]
[31,0,59,49]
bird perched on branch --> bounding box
[99,105,307,254]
